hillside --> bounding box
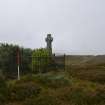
[66,55,105,66]
[1,72,105,105]
[66,55,105,83]
[0,54,105,105]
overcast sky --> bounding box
[0,0,105,55]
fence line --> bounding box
[1,55,66,78]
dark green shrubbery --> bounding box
[0,76,8,104]
[0,73,105,105]
[68,87,105,105]
[18,74,71,89]
[23,94,60,105]
[35,74,71,88]
[0,43,32,79]
[8,81,41,101]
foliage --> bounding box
[7,73,105,105]
[33,74,71,88]
[32,48,51,73]
[20,48,32,75]
[0,76,8,104]
[23,94,60,105]
[0,72,104,105]
[0,43,32,79]
[8,80,41,101]
[0,43,18,78]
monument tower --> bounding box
[45,34,53,55]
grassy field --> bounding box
[66,55,105,83]
[1,70,104,105]
[1,55,105,105]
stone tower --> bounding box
[45,34,53,55]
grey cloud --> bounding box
[0,0,105,55]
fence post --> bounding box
[17,47,20,80]
[64,54,66,71]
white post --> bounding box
[18,65,20,80]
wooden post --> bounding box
[64,54,66,71]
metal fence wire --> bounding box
[1,54,65,79]
[32,55,65,73]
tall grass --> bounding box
[5,73,105,105]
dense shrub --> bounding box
[0,43,32,79]
[32,48,51,73]
[0,76,8,104]
[9,81,41,101]
[37,75,70,88]
[2,73,105,105]
[23,94,60,105]
[58,83,105,105]
[19,73,71,88]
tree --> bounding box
[0,43,32,79]
[20,48,32,75]
[0,43,18,78]
[0,76,8,104]
[32,48,51,73]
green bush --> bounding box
[65,86,105,105]
[0,76,8,104]
[32,48,51,73]
[34,74,71,88]
[9,81,41,101]
[23,94,60,105]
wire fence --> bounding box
[1,54,66,79]
[31,55,66,73]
